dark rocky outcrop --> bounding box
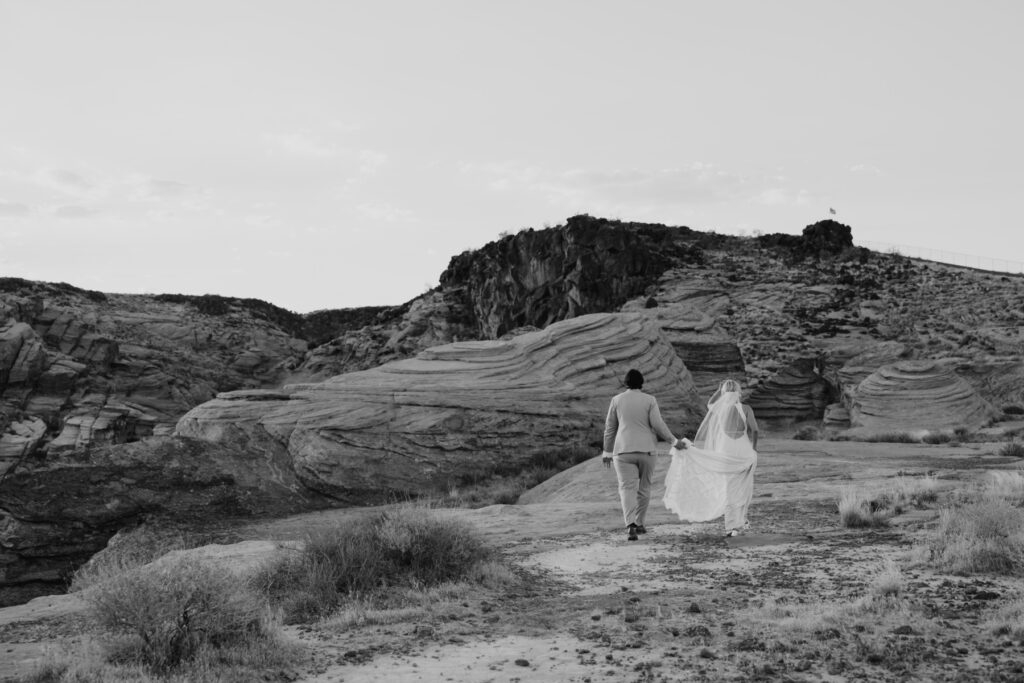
[439,215,702,339]
[0,436,322,606]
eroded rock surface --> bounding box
[847,360,999,434]
[178,312,706,503]
[0,282,309,472]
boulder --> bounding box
[847,360,999,434]
[178,312,706,503]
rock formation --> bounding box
[438,214,704,339]
[0,281,310,472]
[0,436,320,606]
[847,360,999,435]
[178,312,706,503]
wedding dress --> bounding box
[663,380,757,531]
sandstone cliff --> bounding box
[177,311,706,503]
[0,281,312,475]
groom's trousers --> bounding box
[613,452,657,527]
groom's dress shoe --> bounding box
[635,525,647,534]
[627,524,639,541]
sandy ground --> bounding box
[2,439,1024,682]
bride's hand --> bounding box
[674,438,688,450]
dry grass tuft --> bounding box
[868,559,905,598]
[985,597,1024,639]
[926,499,1024,576]
[999,441,1024,458]
[70,525,208,593]
[255,505,493,622]
[837,487,891,528]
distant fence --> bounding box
[857,240,1024,275]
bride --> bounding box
[663,379,759,537]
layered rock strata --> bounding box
[848,360,999,434]
[0,284,308,470]
[178,312,706,503]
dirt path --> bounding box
[2,440,1023,682]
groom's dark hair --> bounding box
[625,369,644,389]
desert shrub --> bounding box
[71,525,208,593]
[837,487,891,528]
[926,499,1024,576]
[881,474,940,509]
[444,446,593,506]
[985,597,1024,639]
[862,432,920,444]
[83,556,277,673]
[922,431,953,444]
[868,559,905,598]
[792,426,820,441]
[999,441,1024,458]
[1003,405,1024,416]
[983,471,1024,504]
[257,507,491,622]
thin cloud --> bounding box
[461,161,766,208]
[850,164,884,176]
[0,200,31,217]
[34,168,99,197]
[355,201,416,223]
[752,187,812,206]
[264,131,339,159]
[54,205,101,219]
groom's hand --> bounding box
[602,452,613,469]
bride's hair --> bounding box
[720,379,742,393]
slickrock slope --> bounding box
[848,360,999,434]
[178,312,706,502]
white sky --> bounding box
[1,0,1022,312]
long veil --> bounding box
[663,380,757,523]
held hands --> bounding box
[601,451,614,469]
[673,438,692,450]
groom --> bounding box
[602,369,682,541]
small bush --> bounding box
[1003,405,1024,416]
[258,507,491,622]
[868,559,905,598]
[71,525,206,593]
[837,487,891,528]
[926,500,1024,576]
[862,432,920,444]
[792,426,820,441]
[999,441,1024,458]
[985,597,1024,639]
[883,474,940,509]
[84,556,276,672]
[984,471,1024,504]
[922,432,953,444]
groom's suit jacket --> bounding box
[603,389,676,455]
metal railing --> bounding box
[857,240,1024,275]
